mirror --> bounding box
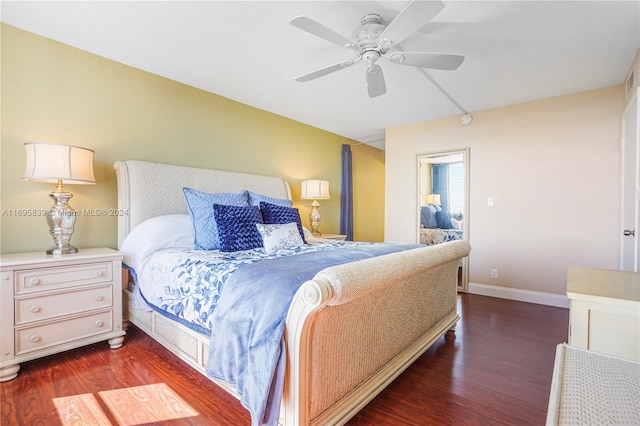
[417,148,470,291]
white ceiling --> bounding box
[2,1,639,150]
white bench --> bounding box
[546,344,640,425]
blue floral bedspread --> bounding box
[134,241,365,334]
[420,228,463,246]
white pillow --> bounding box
[256,222,304,254]
[121,214,194,272]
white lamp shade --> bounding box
[301,179,330,200]
[424,193,441,205]
[23,142,96,184]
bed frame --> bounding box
[114,160,471,425]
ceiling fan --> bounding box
[290,0,464,98]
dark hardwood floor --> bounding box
[1,294,569,425]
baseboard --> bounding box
[467,282,570,308]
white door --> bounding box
[620,90,639,271]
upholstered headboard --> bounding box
[113,160,292,248]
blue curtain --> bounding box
[340,144,354,240]
[432,164,449,212]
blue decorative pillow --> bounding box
[435,211,454,229]
[420,205,438,229]
[213,204,264,252]
[183,187,249,250]
[259,202,306,243]
[256,223,304,254]
[248,191,292,207]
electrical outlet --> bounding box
[490,268,498,279]
[488,197,495,207]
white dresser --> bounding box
[0,248,125,381]
[566,266,640,361]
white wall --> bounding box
[385,86,624,299]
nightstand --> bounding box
[317,234,347,241]
[0,248,125,381]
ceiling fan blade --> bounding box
[295,58,361,82]
[366,63,386,98]
[389,52,465,70]
[290,16,353,48]
[379,0,445,48]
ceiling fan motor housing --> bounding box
[353,13,387,59]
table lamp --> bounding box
[23,142,96,255]
[300,179,330,236]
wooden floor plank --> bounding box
[1,294,568,425]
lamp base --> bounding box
[45,181,78,256]
[309,199,322,236]
[46,245,78,256]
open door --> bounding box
[620,88,639,271]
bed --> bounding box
[419,205,463,245]
[114,160,471,426]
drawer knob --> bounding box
[3,275,9,281]
[29,277,40,285]
[30,335,41,343]
[95,295,104,302]
[95,320,104,327]
[30,305,41,313]
[95,270,104,277]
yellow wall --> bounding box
[1,24,384,254]
[352,143,385,238]
[386,86,624,297]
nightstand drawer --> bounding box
[16,310,113,355]
[15,285,113,325]
[15,262,112,294]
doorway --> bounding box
[417,148,470,291]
